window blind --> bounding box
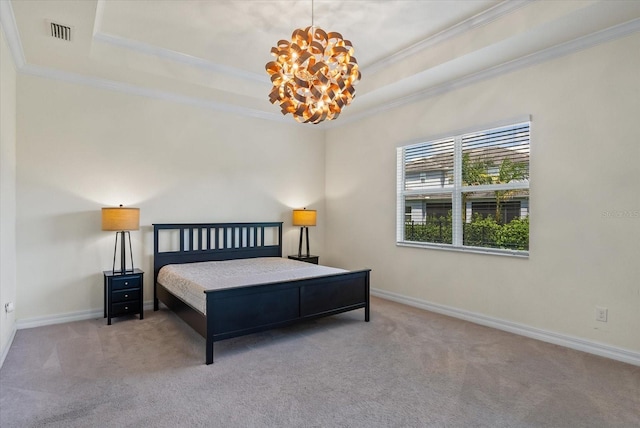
[397,121,530,255]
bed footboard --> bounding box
[204,269,371,364]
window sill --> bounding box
[397,241,529,258]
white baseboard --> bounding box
[15,301,156,330]
[0,326,17,369]
[372,288,640,367]
[9,294,639,367]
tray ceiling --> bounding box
[2,0,639,126]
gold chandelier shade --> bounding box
[265,26,360,124]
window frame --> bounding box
[396,117,531,257]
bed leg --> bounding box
[365,273,370,322]
[206,336,214,365]
[154,297,159,311]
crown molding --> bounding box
[362,0,532,75]
[91,0,267,84]
[335,18,640,128]
[3,1,639,128]
[1,0,287,124]
[0,0,25,68]
[93,31,269,84]
[20,62,287,123]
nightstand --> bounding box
[103,269,144,325]
[288,255,319,265]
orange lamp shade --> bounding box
[292,209,317,227]
[102,207,140,231]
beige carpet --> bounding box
[1,297,638,427]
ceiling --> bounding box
[2,0,639,127]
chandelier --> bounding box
[265,1,360,124]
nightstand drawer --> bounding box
[111,276,141,290]
[104,269,144,325]
[112,289,140,303]
[112,301,140,316]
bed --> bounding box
[153,222,371,364]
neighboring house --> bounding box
[404,146,529,224]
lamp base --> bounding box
[297,226,311,258]
[112,231,135,275]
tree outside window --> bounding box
[398,121,530,255]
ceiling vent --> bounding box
[50,22,72,41]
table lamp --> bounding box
[102,205,140,274]
[292,208,317,258]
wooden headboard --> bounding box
[153,222,283,286]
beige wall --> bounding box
[7,25,639,362]
[325,34,640,352]
[16,75,325,320]
[0,24,18,360]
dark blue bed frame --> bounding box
[153,222,370,364]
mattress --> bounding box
[157,257,347,315]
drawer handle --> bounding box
[124,282,129,285]
[125,306,129,310]
[124,294,128,298]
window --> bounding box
[397,120,530,255]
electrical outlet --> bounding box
[595,306,608,322]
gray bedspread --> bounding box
[157,257,347,314]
